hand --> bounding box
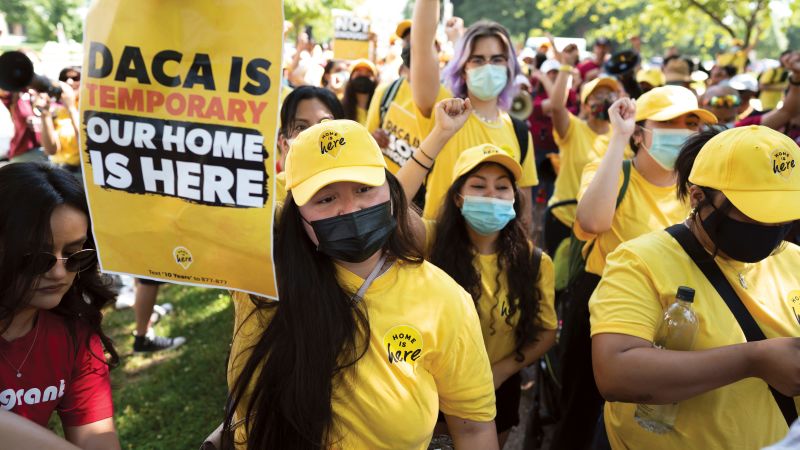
[32,92,52,116]
[445,17,465,43]
[781,51,800,78]
[608,98,636,138]
[752,338,800,397]
[58,81,77,108]
[433,98,472,136]
[371,129,390,148]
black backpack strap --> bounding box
[511,116,530,164]
[379,77,405,127]
[532,246,543,277]
[665,224,798,426]
[616,159,632,208]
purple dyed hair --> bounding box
[442,20,521,111]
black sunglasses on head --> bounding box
[23,249,97,275]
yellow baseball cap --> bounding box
[350,58,377,76]
[395,20,411,39]
[580,76,620,104]
[285,120,387,206]
[689,126,800,223]
[634,85,717,124]
[453,144,523,182]
[636,67,666,87]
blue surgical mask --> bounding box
[646,128,694,170]
[466,65,508,101]
[460,195,516,235]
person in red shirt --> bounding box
[0,90,46,163]
[577,38,612,85]
[0,163,121,449]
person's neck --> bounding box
[633,150,677,187]
[467,226,499,255]
[586,117,610,134]
[356,93,369,109]
[468,94,500,121]
[337,251,385,280]
[1,307,38,342]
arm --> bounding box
[760,51,800,130]
[0,410,81,450]
[592,333,800,404]
[63,418,121,450]
[549,63,573,139]
[444,416,499,450]
[34,94,59,156]
[491,329,557,388]
[395,98,472,205]
[59,82,80,137]
[410,0,442,118]
[575,98,635,234]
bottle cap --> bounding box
[677,286,695,302]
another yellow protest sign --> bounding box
[333,11,371,61]
[80,0,281,299]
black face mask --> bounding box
[307,201,396,263]
[589,99,613,121]
[350,76,376,94]
[401,46,411,69]
[701,201,792,263]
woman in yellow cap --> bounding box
[397,98,557,447]
[590,125,800,449]
[553,85,718,450]
[224,119,499,449]
[410,0,539,221]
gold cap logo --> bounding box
[772,149,796,180]
[173,246,193,270]
[319,130,346,159]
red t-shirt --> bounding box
[0,310,113,428]
[1,93,39,158]
[577,59,601,80]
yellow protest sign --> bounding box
[80,0,281,299]
[333,11,371,61]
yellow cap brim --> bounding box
[456,153,523,182]
[723,189,800,223]
[581,78,620,104]
[636,105,718,124]
[291,166,386,206]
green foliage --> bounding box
[0,0,83,43]
[451,0,545,41]
[285,0,357,42]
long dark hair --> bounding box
[341,76,375,122]
[224,171,423,449]
[429,163,542,361]
[0,163,119,367]
[279,86,345,138]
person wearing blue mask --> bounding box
[397,97,557,447]
[410,0,538,222]
[552,85,718,449]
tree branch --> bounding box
[684,0,737,38]
[744,0,767,47]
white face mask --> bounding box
[466,65,508,101]
[645,128,694,170]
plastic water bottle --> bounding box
[634,286,699,433]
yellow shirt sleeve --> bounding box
[518,131,539,187]
[365,81,387,133]
[432,288,497,422]
[588,242,663,341]
[537,252,558,330]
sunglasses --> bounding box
[23,249,97,275]
[707,94,742,108]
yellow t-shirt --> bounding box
[422,112,538,219]
[49,107,80,166]
[365,78,450,173]
[227,260,496,449]
[548,113,611,227]
[475,252,558,364]
[589,230,800,450]
[274,171,287,204]
[574,160,689,276]
[422,219,557,364]
[355,106,367,126]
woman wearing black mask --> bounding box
[341,59,378,125]
[224,119,499,449]
[589,125,800,449]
